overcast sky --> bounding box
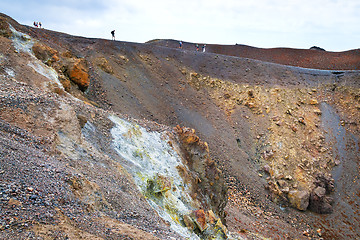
[2,0,360,51]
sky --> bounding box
[1,0,360,51]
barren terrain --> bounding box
[1,13,359,239]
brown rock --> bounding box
[309,186,333,213]
[0,17,12,38]
[32,43,59,64]
[59,74,71,92]
[288,190,310,211]
[77,114,87,128]
[96,57,113,74]
[183,214,195,230]
[8,198,22,207]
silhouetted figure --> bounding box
[111,30,115,40]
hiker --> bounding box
[111,30,115,40]
[195,44,199,51]
[39,22,42,28]
[202,44,206,52]
[179,41,182,48]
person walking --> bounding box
[111,30,115,40]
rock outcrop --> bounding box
[0,16,11,38]
[174,125,228,222]
[65,58,89,91]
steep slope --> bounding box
[1,13,360,239]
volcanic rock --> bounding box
[288,190,310,211]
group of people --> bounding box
[179,41,206,52]
[33,21,42,28]
[109,35,205,52]
[195,43,206,52]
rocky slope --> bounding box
[1,13,360,239]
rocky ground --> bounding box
[1,13,360,239]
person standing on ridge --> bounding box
[111,30,115,40]
[202,44,206,52]
[179,41,183,48]
[195,44,199,51]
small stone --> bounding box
[285,175,293,181]
[314,109,322,115]
[8,198,22,207]
[310,99,318,105]
[303,229,310,236]
[291,125,298,132]
[263,164,271,173]
[298,117,305,124]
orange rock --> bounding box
[68,59,89,90]
[183,135,199,144]
[310,99,318,105]
[193,209,208,232]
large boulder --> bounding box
[32,43,59,65]
[288,190,310,211]
[308,186,333,213]
[66,58,89,91]
[308,173,335,213]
